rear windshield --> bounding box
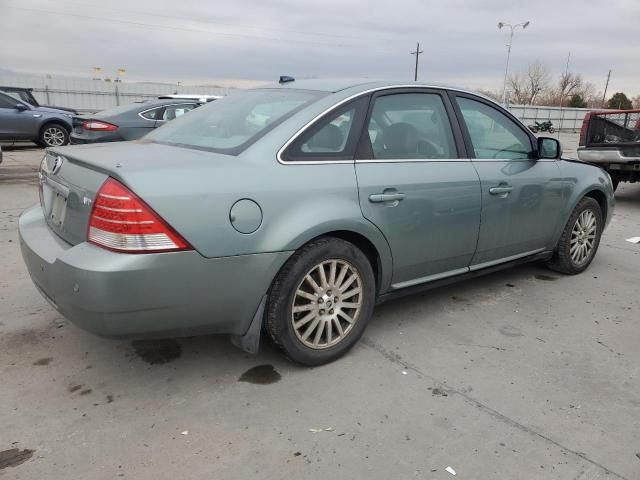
[146,89,325,155]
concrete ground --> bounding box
[1,143,639,480]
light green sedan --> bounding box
[19,79,614,365]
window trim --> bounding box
[281,96,370,163]
[448,92,538,161]
[354,87,465,162]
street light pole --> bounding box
[498,21,530,105]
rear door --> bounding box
[451,93,564,268]
[354,89,481,289]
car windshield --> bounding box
[146,89,325,155]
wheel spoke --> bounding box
[341,287,361,300]
[302,316,321,341]
[337,310,355,324]
[339,274,357,292]
[313,320,325,346]
[335,264,348,289]
[294,311,315,329]
[296,289,317,302]
[305,272,322,294]
[292,303,314,313]
[318,263,328,288]
[329,260,337,286]
[341,301,360,309]
[333,317,344,336]
[326,319,333,344]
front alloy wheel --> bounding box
[547,197,603,274]
[265,237,375,366]
[40,124,69,147]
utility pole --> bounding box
[602,69,611,108]
[410,42,423,82]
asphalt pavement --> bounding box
[1,144,638,480]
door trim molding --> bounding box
[469,248,546,272]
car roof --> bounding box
[257,78,489,98]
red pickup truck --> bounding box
[577,109,640,190]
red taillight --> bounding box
[88,178,191,253]
[579,112,592,146]
[82,120,118,131]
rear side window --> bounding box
[147,89,325,155]
[283,97,369,161]
[364,93,457,159]
[140,107,165,120]
[456,97,532,159]
[161,104,197,121]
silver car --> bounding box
[19,79,614,365]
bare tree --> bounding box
[477,89,501,102]
[524,61,550,104]
[505,61,550,105]
[632,95,640,109]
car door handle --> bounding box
[369,192,406,203]
[489,186,513,195]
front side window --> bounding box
[0,93,18,109]
[456,97,532,159]
[365,93,457,160]
[147,89,325,155]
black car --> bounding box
[0,86,77,114]
[70,99,202,144]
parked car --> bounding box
[0,90,73,147]
[70,99,203,144]
[0,86,77,114]
[19,79,614,365]
[577,109,640,190]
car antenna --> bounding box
[279,76,295,84]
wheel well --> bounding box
[319,230,382,290]
[584,189,607,220]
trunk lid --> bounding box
[39,141,238,249]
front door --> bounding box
[0,94,37,140]
[355,90,482,289]
[451,94,565,269]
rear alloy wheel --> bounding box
[546,197,603,274]
[265,237,375,366]
[39,123,69,147]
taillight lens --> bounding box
[578,112,592,146]
[88,178,191,253]
[82,120,118,131]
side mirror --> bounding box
[537,137,561,159]
[15,103,28,111]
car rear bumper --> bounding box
[19,204,291,338]
[577,148,640,164]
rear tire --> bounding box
[39,123,69,148]
[265,237,375,366]
[546,197,602,275]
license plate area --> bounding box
[42,178,69,229]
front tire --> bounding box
[39,123,69,147]
[265,237,375,366]
[546,197,603,274]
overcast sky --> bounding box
[0,0,638,96]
